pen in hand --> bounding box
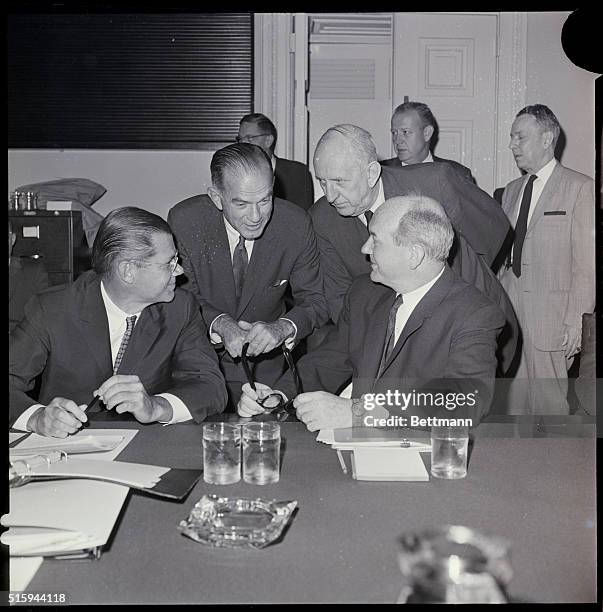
[82,395,101,427]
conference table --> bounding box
[17,416,597,604]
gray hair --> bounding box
[391,193,454,262]
[92,207,172,278]
[211,142,272,192]
[316,124,378,165]
[517,104,561,148]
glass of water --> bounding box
[242,422,281,485]
[430,425,469,479]
[202,423,241,485]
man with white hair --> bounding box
[308,124,518,375]
[239,194,506,430]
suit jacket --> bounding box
[499,162,595,350]
[309,164,517,365]
[277,267,506,423]
[274,156,315,211]
[168,195,328,389]
[380,155,476,184]
[9,256,50,332]
[9,270,227,425]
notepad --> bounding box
[351,448,429,481]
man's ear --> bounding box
[423,124,434,144]
[265,134,276,152]
[367,160,382,188]
[208,186,223,211]
[117,260,136,284]
[542,130,555,150]
[408,243,426,270]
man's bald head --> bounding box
[313,124,381,217]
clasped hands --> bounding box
[214,315,294,358]
[27,375,172,438]
[238,383,353,431]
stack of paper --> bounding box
[351,447,429,481]
[318,428,431,451]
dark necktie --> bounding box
[377,295,403,378]
[114,315,137,375]
[364,210,373,227]
[232,235,248,300]
[512,174,537,278]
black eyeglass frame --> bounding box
[240,342,302,417]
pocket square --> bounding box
[543,211,566,216]
[271,279,288,287]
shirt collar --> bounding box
[400,265,445,306]
[223,215,255,250]
[100,281,141,320]
[401,151,434,165]
[531,157,556,184]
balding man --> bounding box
[168,143,328,407]
[237,113,314,210]
[381,101,475,184]
[309,124,518,374]
[239,195,505,430]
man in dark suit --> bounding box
[381,101,475,184]
[9,207,227,437]
[238,195,505,430]
[237,113,314,210]
[310,124,518,374]
[9,217,49,332]
[168,143,328,407]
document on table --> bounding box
[351,448,429,481]
[318,428,431,451]
[2,478,129,557]
[11,428,138,461]
[10,556,43,591]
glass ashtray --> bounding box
[178,493,297,549]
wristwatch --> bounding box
[351,397,367,428]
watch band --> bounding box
[351,397,366,428]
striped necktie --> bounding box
[113,315,137,375]
[232,234,248,300]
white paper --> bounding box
[13,428,138,461]
[46,200,72,210]
[352,448,429,481]
[9,432,28,445]
[10,556,43,591]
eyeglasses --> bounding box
[236,133,271,143]
[240,342,302,420]
[133,252,179,274]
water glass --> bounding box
[430,425,469,479]
[242,422,281,485]
[202,423,241,485]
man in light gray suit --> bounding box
[499,104,595,414]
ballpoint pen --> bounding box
[336,449,348,475]
[82,395,101,427]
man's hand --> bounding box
[294,391,353,432]
[27,397,88,438]
[213,315,249,358]
[561,324,582,358]
[95,375,172,423]
[242,319,295,356]
[237,382,286,417]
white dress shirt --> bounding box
[357,179,386,228]
[401,151,434,166]
[209,216,297,345]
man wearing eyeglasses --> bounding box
[9,207,227,437]
[168,143,328,409]
[237,113,314,211]
[381,101,475,184]
[238,195,505,430]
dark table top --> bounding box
[21,419,596,604]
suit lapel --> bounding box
[208,212,239,315]
[77,277,113,377]
[527,163,563,233]
[364,290,397,385]
[117,306,161,374]
[236,229,274,318]
[502,179,523,224]
[378,267,454,377]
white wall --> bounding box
[8,149,215,220]
[525,11,597,178]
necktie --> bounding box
[113,315,137,375]
[232,235,248,300]
[364,210,373,227]
[377,295,403,378]
[512,174,537,278]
